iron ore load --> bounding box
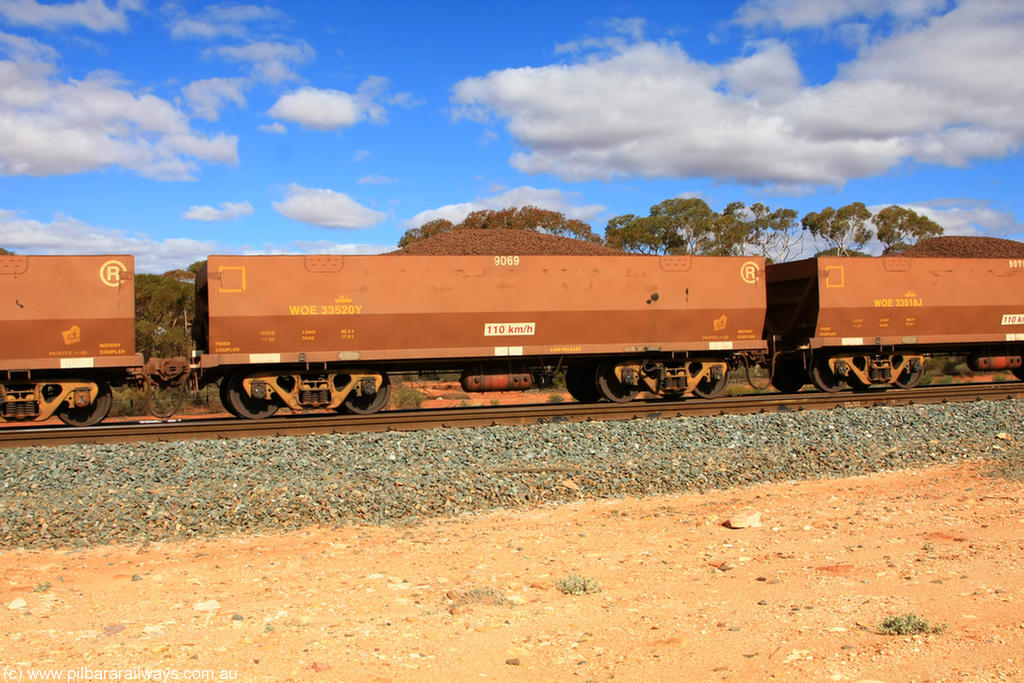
[191,253,768,418]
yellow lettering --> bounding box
[290,302,364,315]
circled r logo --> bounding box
[740,261,760,284]
[100,259,129,287]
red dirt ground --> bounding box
[2,460,1022,683]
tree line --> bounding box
[400,199,943,263]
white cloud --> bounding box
[258,121,286,134]
[0,0,143,32]
[0,208,395,271]
[182,77,247,121]
[605,17,646,42]
[250,240,392,255]
[451,2,1024,189]
[272,184,386,229]
[183,201,254,222]
[269,87,358,130]
[0,209,218,273]
[722,39,802,104]
[358,174,396,185]
[0,28,56,61]
[208,40,314,83]
[165,3,285,40]
[732,0,948,30]
[882,199,1024,239]
[0,37,238,179]
[405,186,606,228]
[385,90,423,108]
[268,76,389,130]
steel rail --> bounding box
[1,382,1022,450]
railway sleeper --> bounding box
[235,370,388,414]
[0,379,111,425]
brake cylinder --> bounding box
[460,372,533,392]
[967,355,1023,371]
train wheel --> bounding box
[565,364,601,403]
[341,374,391,415]
[893,362,925,389]
[219,378,242,418]
[596,362,639,403]
[57,380,112,427]
[224,373,278,420]
[809,356,845,393]
[692,368,728,399]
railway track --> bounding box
[1,382,1022,450]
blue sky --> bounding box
[1,0,1022,272]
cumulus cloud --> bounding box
[0,208,394,271]
[884,199,1024,239]
[182,77,247,121]
[405,186,606,228]
[0,209,218,273]
[732,0,949,30]
[452,2,1024,189]
[207,40,314,83]
[164,3,285,40]
[0,0,143,32]
[272,184,386,229]
[0,35,238,179]
[183,201,254,222]
[268,76,389,130]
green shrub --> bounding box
[879,613,947,635]
[390,385,425,410]
[555,575,600,595]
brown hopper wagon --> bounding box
[766,256,1024,392]
[193,254,768,418]
[0,254,143,426]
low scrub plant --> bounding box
[555,574,600,595]
[390,385,425,410]
[879,613,947,636]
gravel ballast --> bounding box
[2,400,1022,549]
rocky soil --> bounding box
[2,399,1022,682]
[2,457,1022,682]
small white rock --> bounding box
[7,597,27,610]
[192,599,221,612]
[724,508,762,529]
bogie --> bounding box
[1,378,113,426]
[217,368,391,418]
